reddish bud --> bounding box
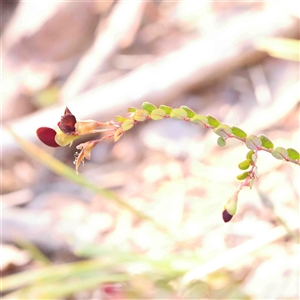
[222,191,239,223]
[222,209,233,222]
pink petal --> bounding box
[36,127,60,147]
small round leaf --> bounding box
[246,150,255,160]
[231,126,247,138]
[271,147,288,160]
[115,116,127,122]
[217,136,226,147]
[122,119,134,131]
[133,109,149,122]
[271,150,284,160]
[207,115,221,128]
[170,108,188,120]
[191,114,208,126]
[238,159,251,170]
[213,125,232,138]
[245,135,262,150]
[180,105,196,118]
[287,148,300,160]
[142,102,157,113]
[237,171,249,180]
[150,108,166,120]
[159,105,173,115]
[127,107,137,113]
[259,135,274,149]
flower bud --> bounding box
[222,191,239,223]
[75,120,103,135]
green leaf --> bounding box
[142,102,157,113]
[121,119,134,131]
[259,135,274,149]
[238,159,251,170]
[133,109,149,122]
[217,136,226,147]
[231,126,247,138]
[170,108,188,120]
[115,116,127,122]
[207,115,220,128]
[237,171,249,180]
[2,259,129,299]
[213,124,232,138]
[127,107,137,113]
[271,147,288,160]
[271,150,284,160]
[159,105,173,115]
[254,37,300,62]
[287,148,300,160]
[190,114,208,126]
[180,106,196,118]
[150,108,166,120]
[275,147,288,158]
[246,150,255,160]
[245,135,262,150]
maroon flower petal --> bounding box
[36,127,60,147]
[58,108,77,135]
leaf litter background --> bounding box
[1,1,299,299]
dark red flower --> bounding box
[36,107,80,147]
[37,107,110,148]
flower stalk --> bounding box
[36,103,300,222]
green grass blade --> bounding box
[254,37,300,61]
[7,128,168,233]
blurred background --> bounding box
[1,1,299,299]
